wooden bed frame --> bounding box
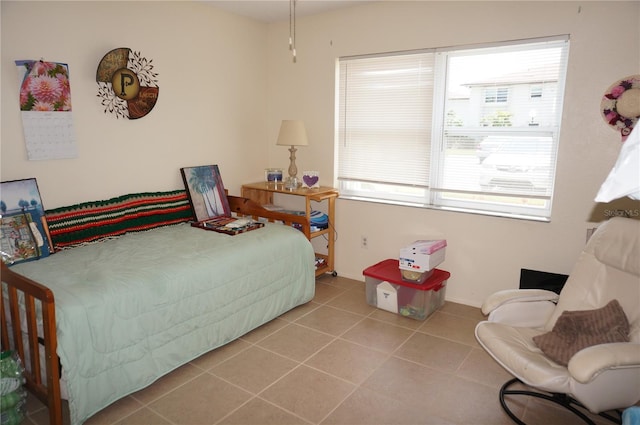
[1,262,62,424]
[0,195,308,425]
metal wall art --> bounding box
[96,48,159,119]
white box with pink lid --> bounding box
[398,240,447,282]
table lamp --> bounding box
[277,120,308,189]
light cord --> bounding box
[290,0,297,63]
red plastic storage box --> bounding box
[363,259,450,320]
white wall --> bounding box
[1,1,269,207]
[265,1,640,306]
[2,1,639,308]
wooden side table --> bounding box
[241,182,338,277]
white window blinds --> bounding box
[338,52,435,188]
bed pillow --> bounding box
[45,190,194,251]
[533,299,630,366]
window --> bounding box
[485,87,509,103]
[336,36,569,220]
[530,86,543,98]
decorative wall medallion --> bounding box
[96,48,159,119]
[601,75,640,140]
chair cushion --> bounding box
[475,322,571,392]
[533,299,630,366]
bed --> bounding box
[1,192,315,425]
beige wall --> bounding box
[265,1,640,306]
[2,1,639,307]
[1,1,269,206]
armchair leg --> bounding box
[499,378,623,425]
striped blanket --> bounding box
[45,190,194,251]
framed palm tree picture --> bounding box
[180,165,231,222]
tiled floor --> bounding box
[22,275,619,425]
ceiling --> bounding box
[203,0,371,23]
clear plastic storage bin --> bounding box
[364,259,450,320]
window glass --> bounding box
[336,36,569,220]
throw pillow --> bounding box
[533,299,630,366]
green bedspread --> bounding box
[11,222,315,425]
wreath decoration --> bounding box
[601,75,640,140]
[96,48,159,120]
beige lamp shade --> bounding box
[276,120,308,188]
[276,120,308,146]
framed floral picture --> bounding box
[0,178,52,265]
[180,165,231,222]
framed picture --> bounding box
[1,178,52,265]
[180,165,231,222]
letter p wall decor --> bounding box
[96,48,159,119]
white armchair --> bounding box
[475,217,640,424]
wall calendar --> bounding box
[16,60,78,160]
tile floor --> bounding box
[22,275,619,425]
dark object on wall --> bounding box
[96,48,159,119]
[519,268,569,294]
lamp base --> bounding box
[284,176,299,190]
